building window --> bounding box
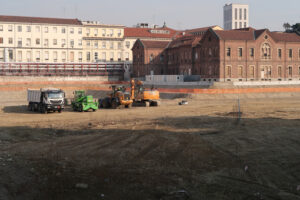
[226,66,231,77]
[244,22,247,28]
[53,51,58,62]
[261,43,271,59]
[62,52,66,62]
[70,28,74,34]
[61,27,66,33]
[0,50,3,61]
[53,27,57,33]
[102,42,106,49]
[102,52,106,61]
[18,26,22,32]
[110,52,114,61]
[250,48,254,57]
[8,38,13,44]
[94,42,98,48]
[36,51,40,61]
[278,66,282,77]
[289,49,293,58]
[78,52,82,62]
[238,48,243,57]
[117,52,122,61]
[78,28,82,34]
[53,39,57,45]
[17,51,22,62]
[226,48,231,57]
[70,52,74,62]
[278,49,282,58]
[86,52,90,61]
[149,54,154,62]
[0,25,2,31]
[44,51,49,61]
[126,41,130,48]
[86,41,90,47]
[94,52,98,60]
[78,39,82,46]
[118,29,122,37]
[36,38,40,45]
[18,38,22,47]
[235,8,237,20]
[118,42,122,49]
[94,29,98,36]
[0,37,3,44]
[238,66,243,77]
[8,25,13,32]
[288,66,293,75]
[26,51,31,62]
[239,22,242,29]
[44,39,48,47]
[36,26,40,32]
[109,29,113,36]
[70,39,74,47]
[102,29,106,36]
[8,50,13,60]
[26,26,31,32]
[239,8,242,20]
[26,38,31,46]
[250,66,255,76]
[244,8,247,20]
[61,39,66,47]
[44,27,48,33]
[125,52,129,61]
[110,42,114,49]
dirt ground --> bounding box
[0,97,300,200]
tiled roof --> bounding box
[270,32,300,42]
[214,28,300,42]
[124,27,177,39]
[140,40,170,49]
[168,35,203,48]
[0,15,82,25]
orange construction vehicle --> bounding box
[99,85,133,109]
[130,79,160,107]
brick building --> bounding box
[132,27,300,82]
[132,39,169,77]
[195,28,300,81]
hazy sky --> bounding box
[0,0,299,31]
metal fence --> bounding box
[0,62,127,76]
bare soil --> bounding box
[0,98,300,200]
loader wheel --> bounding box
[79,105,83,112]
[111,101,118,109]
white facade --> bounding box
[224,3,249,30]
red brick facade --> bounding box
[132,27,300,82]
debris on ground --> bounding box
[178,100,188,105]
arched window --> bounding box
[261,43,271,59]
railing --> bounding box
[0,62,129,76]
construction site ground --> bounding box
[0,96,300,200]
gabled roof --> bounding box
[270,32,300,42]
[214,29,256,40]
[0,15,82,25]
[124,27,177,39]
[137,40,170,49]
[168,35,203,49]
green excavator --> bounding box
[71,90,98,112]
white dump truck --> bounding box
[27,88,65,113]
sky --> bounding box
[0,0,299,31]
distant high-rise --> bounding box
[224,3,249,30]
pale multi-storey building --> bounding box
[0,15,84,63]
[223,3,249,30]
[82,21,128,63]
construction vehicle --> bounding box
[27,88,65,113]
[99,85,133,109]
[71,90,98,112]
[130,79,160,107]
